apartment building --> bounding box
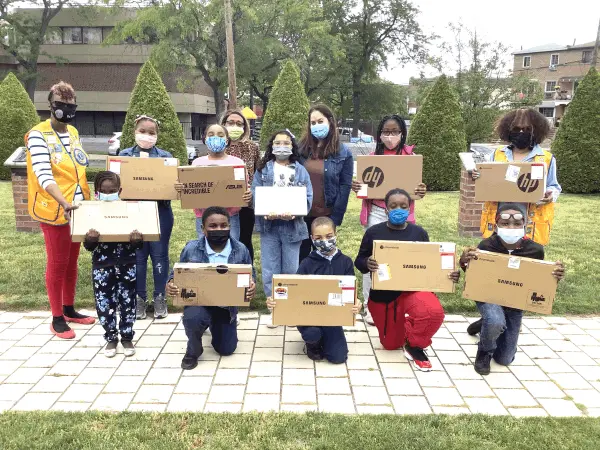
[0,7,216,137]
[513,41,599,124]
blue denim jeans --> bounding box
[260,221,302,298]
[182,306,238,358]
[195,214,241,241]
[136,204,173,301]
[297,326,348,364]
[476,302,524,365]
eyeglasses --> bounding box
[510,127,531,133]
[381,130,402,137]
[497,213,524,221]
[225,120,244,127]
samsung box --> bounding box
[106,156,179,200]
[178,165,247,209]
[254,186,308,216]
[462,250,558,314]
[172,263,253,307]
[355,155,423,199]
[474,162,547,203]
[271,275,357,326]
[371,241,456,293]
[70,200,160,242]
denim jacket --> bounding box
[119,145,174,209]
[298,143,353,226]
[251,160,313,242]
[168,237,254,321]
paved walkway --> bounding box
[1,310,600,416]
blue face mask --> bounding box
[206,136,227,153]
[98,192,119,202]
[388,208,409,225]
[311,123,330,140]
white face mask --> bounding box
[497,227,525,245]
[135,133,157,150]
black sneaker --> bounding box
[404,343,432,372]
[181,353,199,370]
[304,342,324,361]
[467,319,483,336]
[474,349,492,375]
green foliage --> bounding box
[360,80,409,120]
[0,73,40,180]
[552,67,600,194]
[259,61,310,149]
[407,75,466,191]
[121,61,187,163]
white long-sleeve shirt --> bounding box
[27,130,70,190]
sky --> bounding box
[382,0,600,85]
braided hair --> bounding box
[94,171,121,195]
[375,115,408,155]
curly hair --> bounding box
[48,81,76,103]
[94,171,120,194]
[221,109,251,141]
[375,114,408,155]
[256,129,300,172]
[496,108,550,145]
[299,104,340,160]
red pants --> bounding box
[40,223,81,317]
[369,292,445,350]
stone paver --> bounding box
[1,312,600,416]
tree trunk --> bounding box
[24,76,37,102]
[213,87,225,117]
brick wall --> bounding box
[11,168,40,233]
[458,168,483,237]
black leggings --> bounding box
[238,206,255,262]
[299,216,317,264]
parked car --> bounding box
[339,127,374,143]
[187,145,199,165]
[469,143,495,162]
[108,132,122,156]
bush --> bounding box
[552,67,600,193]
[121,61,187,163]
[0,73,40,180]
[259,60,310,150]
[407,75,466,191]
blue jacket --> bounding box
[169,237,254,319]
[251,160,313,242]
[298,144,353,226]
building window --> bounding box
[539,107,554,118]
[43,27,62,44]
[83,28,102,44]
[523,56,531,68]
[102,27,115,42]
[582,50,592,63]
[63,27,83,44]
[550,54,559,66]
[545,81,557,92]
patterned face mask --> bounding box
[206,136,227,153]
[312,236,337,254]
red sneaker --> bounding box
[50,323,76,339]
[404,343,432,372]
[64,315,96,325]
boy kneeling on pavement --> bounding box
[166,207,256,370]
[459,202,565,375]
[267,217,361,363]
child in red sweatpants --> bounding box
[355,188,460,371]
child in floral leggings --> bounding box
[84,171,144,357]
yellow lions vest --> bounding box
[480,148,555,246]
[25,120,90,226]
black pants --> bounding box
[238,206,255,262]
[299,216,317,264]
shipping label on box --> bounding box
[372,241,456,293]
[173,263,252,307]
[106,156,179,200]
[474,162,547,203]
[462,250,558,314]
[272,275,356,326]
[254,186,308,216]
[178,165,247,209]
[355,155,423,199]
[70,200,161,242]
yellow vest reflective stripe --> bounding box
[479,148,555,246]
[25,120,91,226]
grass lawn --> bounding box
[0,180,599,314]
[1,411,600,449]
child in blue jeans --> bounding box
[84,171,143,358]
[267,217,361,363]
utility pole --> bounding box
[592,17,600,66]
[224,0,238,109]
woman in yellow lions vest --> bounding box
[25,81,95,340]
[471,108,562,247]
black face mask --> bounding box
[509,131,533,150]
[205,229,230,247]
[51,101,77,123]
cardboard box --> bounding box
[106,156,179,200]
[355,155,423,199]
[372,241,456,293]
[70,200,160,242]
[254,186,308,216]
[178,165,247,209]
[271,275,357,327]
[474,162,547,202]
[172,263,253,307]
[462,250,558,314]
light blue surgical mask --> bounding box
[98,192,119,202]
[311,123,330,140]
[496,226,525,245]
[206,136,227,153]
[388,208,409,226]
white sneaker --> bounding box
[122,340,136,357]
[236,317,241,327]
[265,312,279,329]
[364,307,375,326]
[104,341,117,358]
